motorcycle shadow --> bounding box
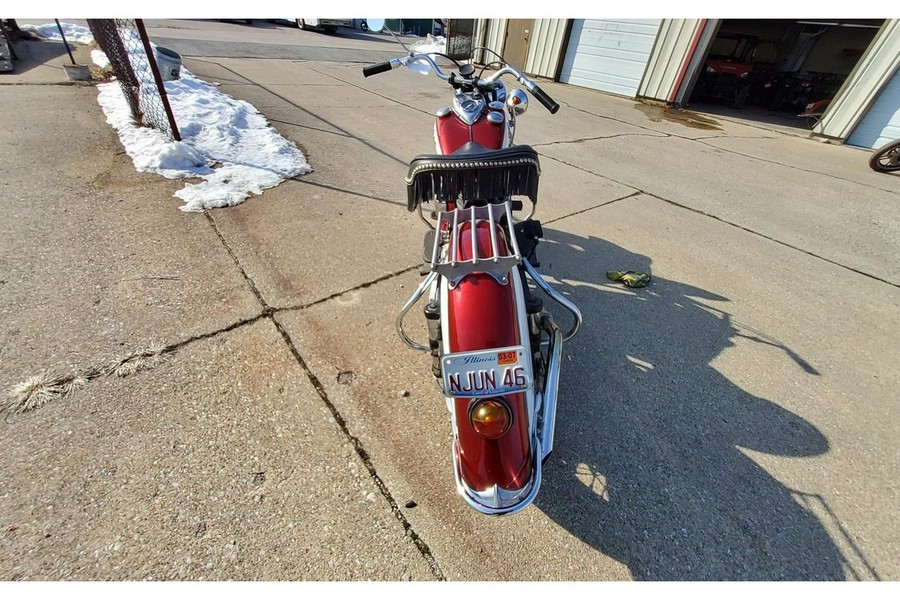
[530,228,850,580]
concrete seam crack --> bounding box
[563,100,895,194]
[185,59,408,167]
[692,139,899,195]
[203,211,270,309]
[542,153,640,187]
[306,66,434,117]
[254,81,409,166]
[543,191,643,225]
[201,197,442,576]
[562,103,671,137]
[269,315,446,581]
[645,193,900,289]
[180,57,256,84]
[287,178,406,208]
[532,132,669,148]
[1,314,268,418]
[277,264,422,314]
[542,154,897,287]
[267,118,353,138]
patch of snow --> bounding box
[91,49,110,69]
[407,35,447,77]
[32,22,312,212]
[98,65,312,212]
[411,34,446,55]
[21,22,95,45]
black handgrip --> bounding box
[363,61,393,77]
[531,85,560,114]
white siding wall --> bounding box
[524,19,568,78]
[638,19,705,102]
[847,67,900,149]
[483,19,507,64]
[814,20,900,141]
[560,19,662,97]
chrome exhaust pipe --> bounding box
[539,315,563,460]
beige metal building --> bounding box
[474,18,900,149]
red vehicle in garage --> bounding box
[694,33,759,108]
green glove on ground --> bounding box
[606,270,651,288]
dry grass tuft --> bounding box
[1,371,77,415]
[107,345,165,378]
[3,343,169,415]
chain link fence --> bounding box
[87,19,180,141]
[446,19,475,61]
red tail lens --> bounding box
[469,398,512,440]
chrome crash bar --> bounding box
[522,259,582,342]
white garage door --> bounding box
[559,19,662,97]
[847,66,900,148]
[847,67,900,149]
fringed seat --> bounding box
[405,142,540,212]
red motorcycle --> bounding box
[363,21,582,515]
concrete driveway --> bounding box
[1,19,897,581]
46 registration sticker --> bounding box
[442,345,533,397]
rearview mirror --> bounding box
[366,19,402,33]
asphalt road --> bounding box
[1,19,898,581]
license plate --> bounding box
[442,345,533,397]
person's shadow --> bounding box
[529,227,869,580]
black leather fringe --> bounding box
[406,148,541,212]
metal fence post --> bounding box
[88,19,144,126]
[135,19,180,141]
[86,19,181,142]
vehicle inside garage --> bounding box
[685,19,884,129]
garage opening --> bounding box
[683,19,884,133]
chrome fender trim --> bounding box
[451,437,543,516]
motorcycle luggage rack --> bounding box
[431,201,522,288]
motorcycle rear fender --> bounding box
[440,219,537,496]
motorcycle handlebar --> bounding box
[363,61,394,77]
[363,54,452,81]
[530,85,560,114]
[362,56,560,114]
[487,66,560,115]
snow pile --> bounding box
[29,22,312,212]
[97,65,313,212]
[21,22,95,44]
[91,49,110,69]
[407,35,447,76]
[411,34,446,55]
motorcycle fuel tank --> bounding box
[436,111,504,154]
